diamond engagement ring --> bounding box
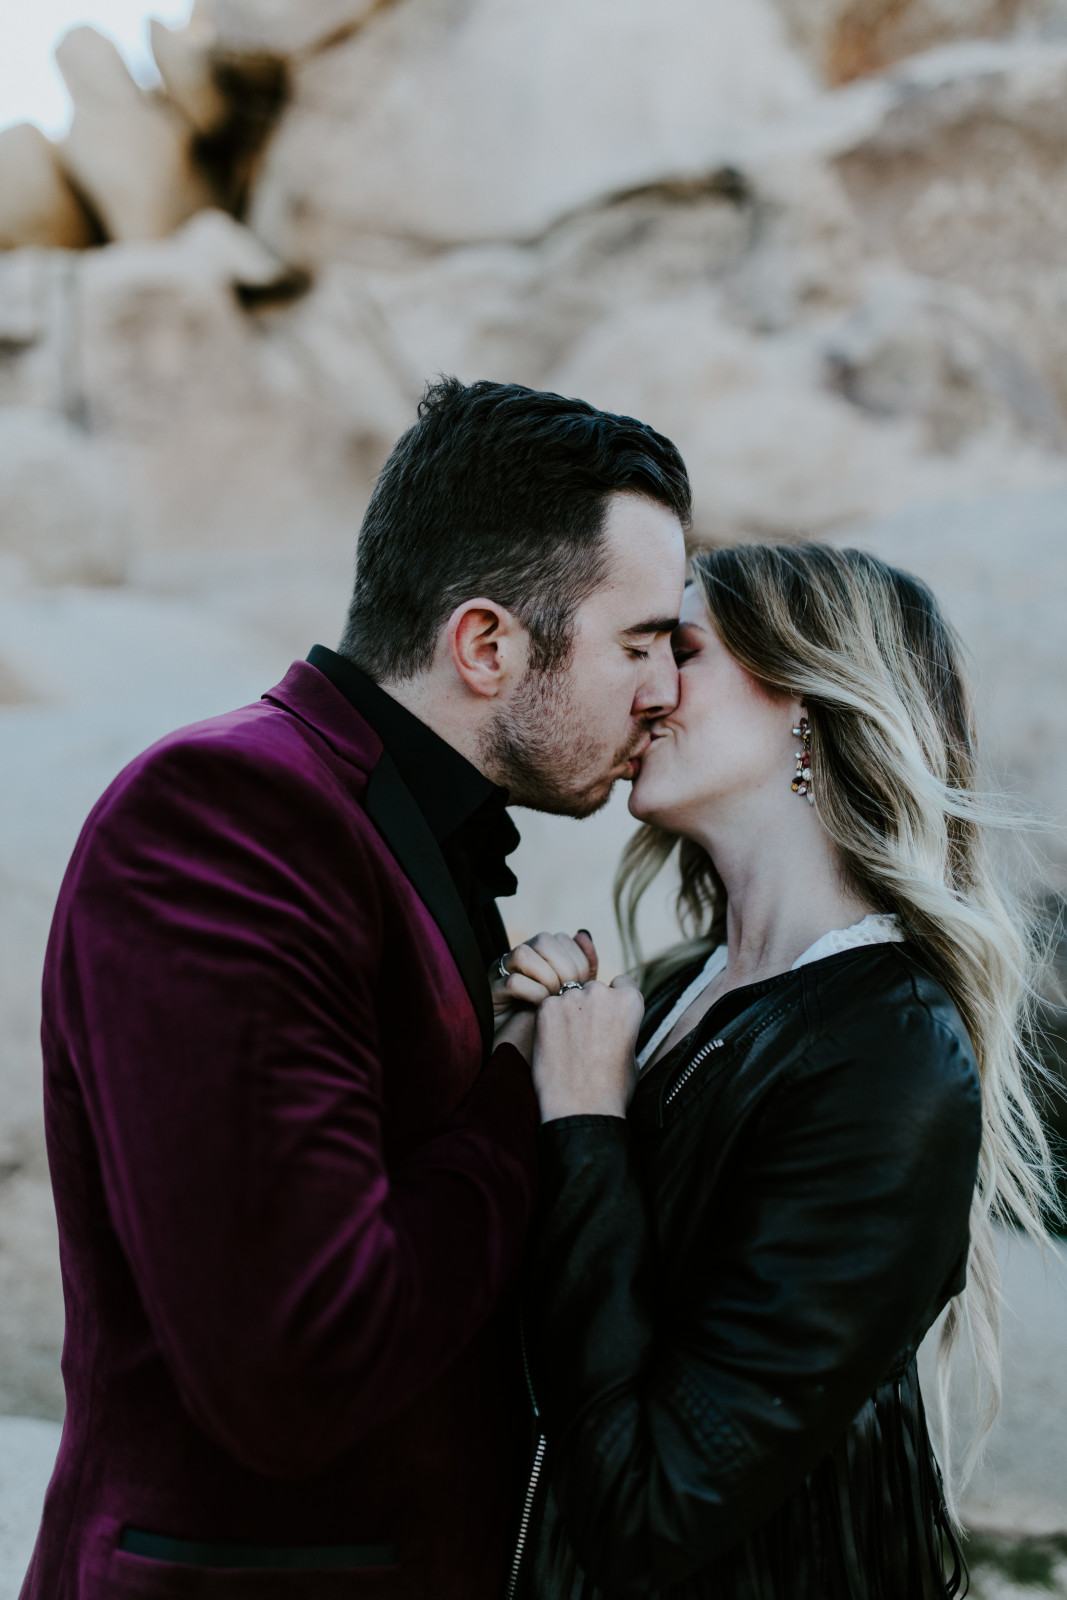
[559,981,584,993]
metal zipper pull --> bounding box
[505,1434,546,1600]
[664,1038,724,1112]
[505,1321,546,1600]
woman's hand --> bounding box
[491,930,598,1022]
[532,974,644,1124]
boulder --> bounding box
[249,0,819,259]
[833,38,1067,280]
[212,0,384,58]
[720,156,868,331]
[544,293,918,540]
[150,18,228,135]
[76,214,288,442]
[0,410,131,585]
[75,217,381,552]
[0,250,79,414]
[772,0,1034,85]
[328,161,863,405]
[832,37,1067,418]
[165,205,293,287]
[0,122,95,251]
[328,186,756,403]
[270,262,425,445]
[55,25,212,242]
[823,271,1066,450]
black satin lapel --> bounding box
[364,750,494,1059]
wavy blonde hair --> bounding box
[615,542,1061,1508]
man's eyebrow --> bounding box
[621,616,680,639]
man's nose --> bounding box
[633,640,679,721]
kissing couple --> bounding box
[25,379,1057,1600]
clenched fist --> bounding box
[532,974,644,1124]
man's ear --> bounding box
[446,599,526,699]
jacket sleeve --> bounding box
[525,1005,982,1594]
[53,732,538,1477]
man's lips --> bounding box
[624,735,653,780]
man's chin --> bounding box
[561,782,616,821]
[513,774,617,820]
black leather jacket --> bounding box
[513,942,982,1600]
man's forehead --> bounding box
[599,498,685,579]
[601,492,685,549]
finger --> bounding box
[552,932,594,985]
[610,971,645,1018]
[505,974,554,1007]
[574,929,598,982]
[527,932,582,987]
[506,941,566,993]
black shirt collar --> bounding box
[306,645,519,902]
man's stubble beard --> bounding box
[480,660,644,819]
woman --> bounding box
[491,544,1059,1600]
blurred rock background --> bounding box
[1,0,1066,1593]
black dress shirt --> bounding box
[307,646,519,966]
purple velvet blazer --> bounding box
[22,661,539,1600]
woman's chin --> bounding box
[628,775,660,823]
[629,771,694,832]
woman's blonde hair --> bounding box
[615,541,1061,1509]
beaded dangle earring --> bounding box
[791,718,814,805]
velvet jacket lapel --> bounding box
[363,750,495,1060]
[263,662,496,1061]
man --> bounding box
[24,378,689,1599]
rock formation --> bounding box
[1,0,1066,823]
[777,0,1045,83]
[212,0,383,57]
[55,25,213,242]
[250,0,818,254]
[0,124,95,252]
[0,0,1065,803]
[0,409,129,584]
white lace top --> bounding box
[635,913,903,1073]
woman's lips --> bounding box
[629,731,669,779]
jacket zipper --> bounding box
[664,1037,724,1110]
[505,1323,546,1600]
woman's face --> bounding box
[628,583,799,836]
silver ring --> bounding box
[559,981,584,993]
[495,952,511,983]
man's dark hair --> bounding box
[339,377,691,680]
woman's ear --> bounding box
[447,598,526,699]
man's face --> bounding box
[485,492,686,817]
